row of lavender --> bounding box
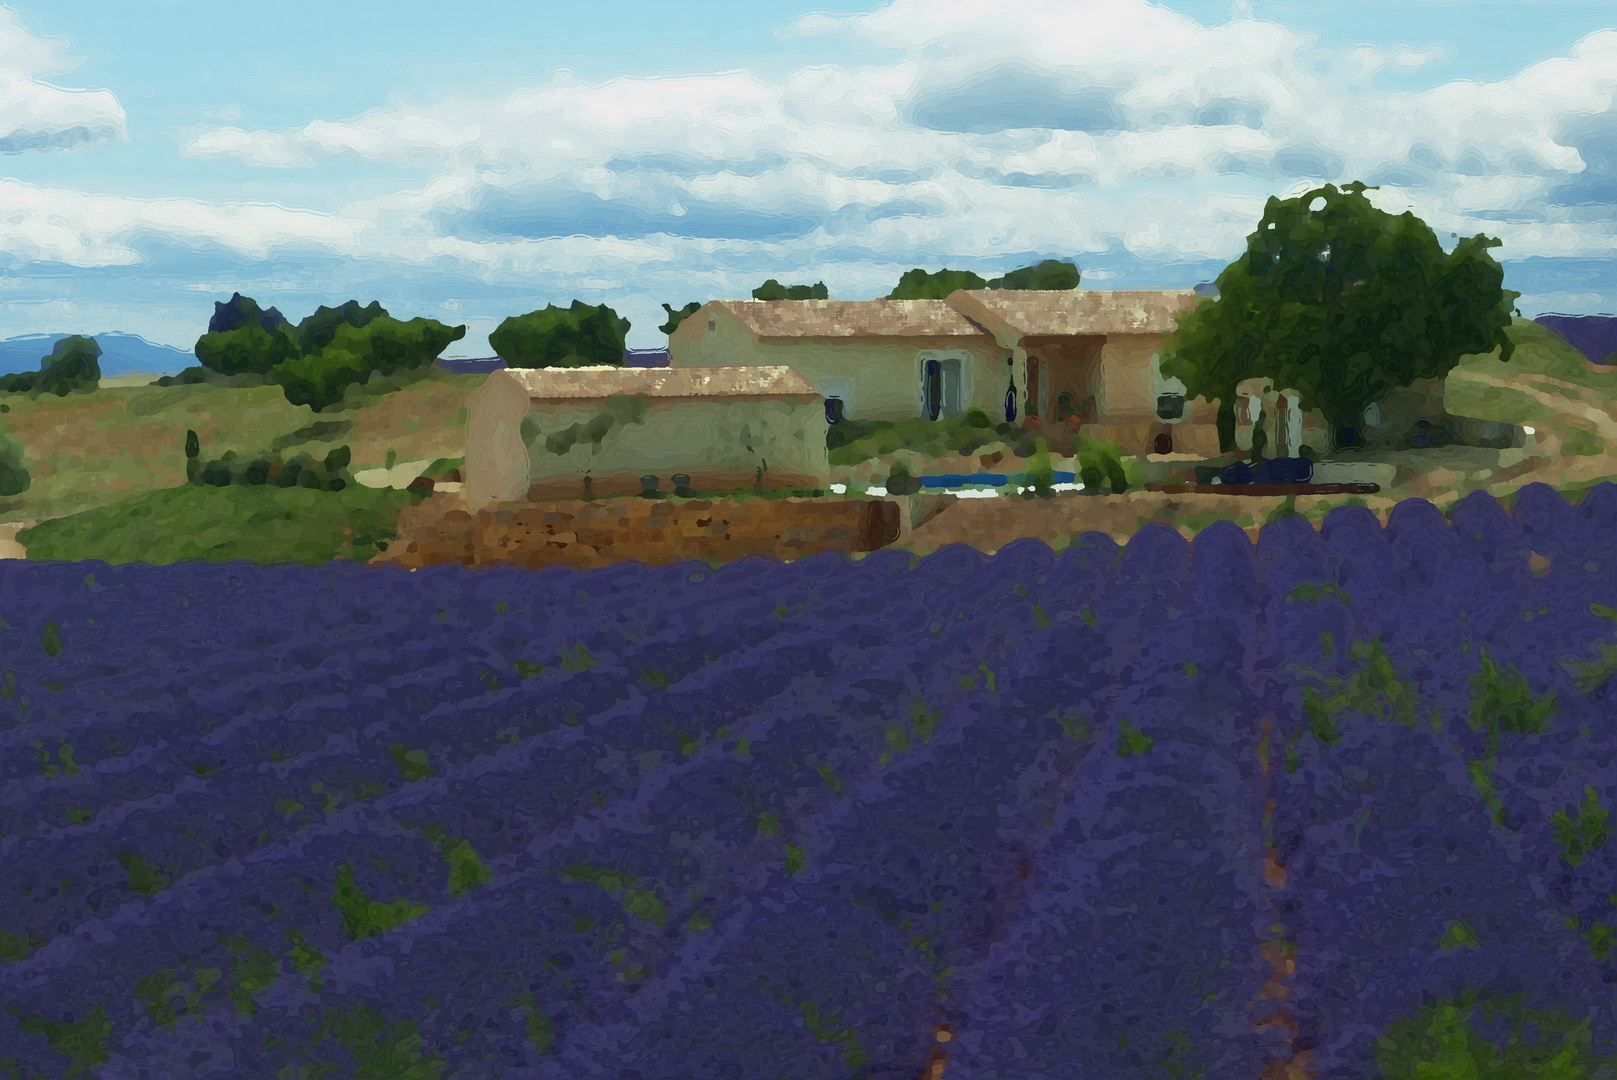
[0,481,1613,1078]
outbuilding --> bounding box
[462,365,829,507]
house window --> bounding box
[707,318,716,332]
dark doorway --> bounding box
[825,397,845,424]
[1025,357,1042,418]
[941,357,962,417]
[923,359,943,421]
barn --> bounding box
[462,365,829,508]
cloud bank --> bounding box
[3,0,1615,348]
[0,7,124,153]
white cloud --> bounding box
[0,6,125,152]
[0,0,1599,349]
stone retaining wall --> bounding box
[371,493,901,571]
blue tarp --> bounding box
[1219,457,1314,485]
[918,472,1078,488]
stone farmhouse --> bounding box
[668,288,1526,459]
[667,289,1221,456]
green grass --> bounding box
[1562,428,1605,456]
[1445,317,1611,423]
[15,483,424,565]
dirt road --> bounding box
[0,522,26,559]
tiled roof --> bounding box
[499,364,817,399]
[945,289,1201,338]
[711,299,987,339]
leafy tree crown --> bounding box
[1159,181,1517,453]
[659,302,702,336]
[888,268,989,299]
[752,279,828,301]
[490,301,630,368]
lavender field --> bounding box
[3,483,1617,1079]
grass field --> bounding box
[0,366,484,525]
[14,483,428,565]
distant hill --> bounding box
[0,333,193,378]
[1533,314,1617,365]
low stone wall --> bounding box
[372,493,902,571]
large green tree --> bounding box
[888,268,989,299]
[988,259,1080,291]
[295,300,389,355]
[659,302,702,335]
[194,294,299,378]
[273,315,465,412]
[0,335,103,396]
[752,279,827,301]
[37,335,103,395]
[490,301,630,368]
[1160,182,1518,453]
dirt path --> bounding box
[1445,369,1617,491]
[1449,368,1617,441]
[0,522,25,560]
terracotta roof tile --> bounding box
[946,289,1200,338]
[499,364,817,399]
[713,299,986,339]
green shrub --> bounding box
[195,320,300,378]
[187,433,352,493]
[2,335,102,397]
[1372,989,1613,1079]
[490,301,628,368]
[0,422,29,498]
[154,366,276,388]
[827,407,1036,465]
[1024,437,1056,498]
[272,347,370,413]
[1077,435,1128,494]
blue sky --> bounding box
[1,0,1614,356]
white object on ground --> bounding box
[353,459,432,489]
